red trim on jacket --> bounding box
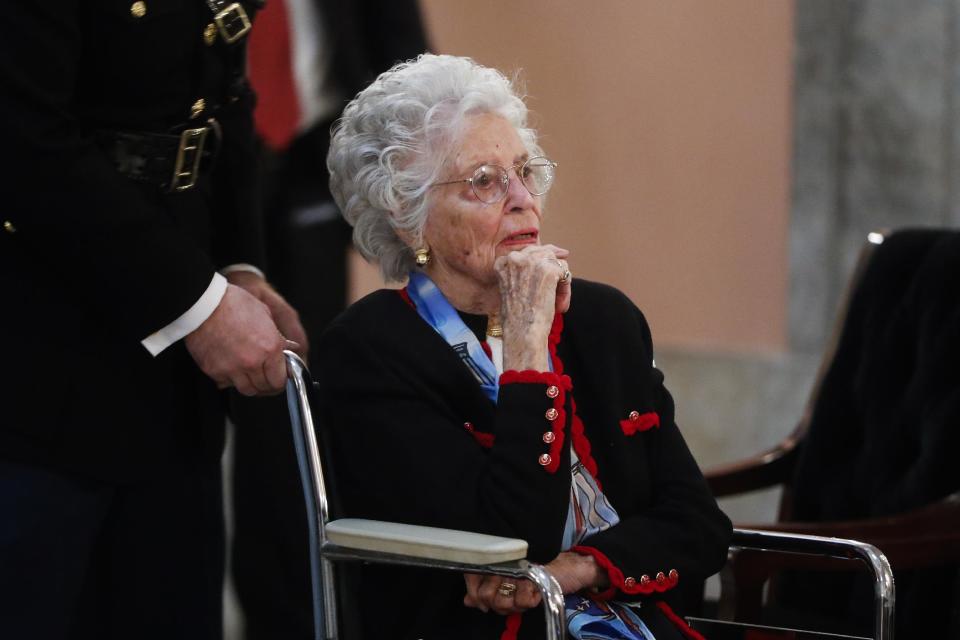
[569,396,599,484]
[620,411,660,436]
[570,545,619,600]
[397,287,414,308]
[546,312,602,483]
[501,370,572,474]
[500,370,571,388]
[655,601,705,640]
[462,422,494,449]
[500,613,522,640]
[570,545,679,598]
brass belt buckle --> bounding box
[214,3,251,44]
[170,127,210,192]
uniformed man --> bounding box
[0,1,305,637]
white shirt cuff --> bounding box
[220,263,266,279]
[141,273,228,356]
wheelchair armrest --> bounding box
[716,528,895,639]
[325,518,529,565]
[733,491,960,568]
[320,520,566,639]
[705,432,802,497]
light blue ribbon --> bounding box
[406,271,500,403]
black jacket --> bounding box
[0,0,263,479]
[316,278,732,639]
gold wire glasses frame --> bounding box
[431,155,558,204]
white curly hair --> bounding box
[327,54,543,282]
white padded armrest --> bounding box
[325,518,528,565]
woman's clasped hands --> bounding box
[462,552,608,615]
[495,244,572,372]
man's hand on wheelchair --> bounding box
[185,280,300,397]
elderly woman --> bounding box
[320,54,731,640]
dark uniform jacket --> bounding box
[0,0,263,480]
[316,278,732,639]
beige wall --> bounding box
[350,0,794,354]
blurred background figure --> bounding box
[230,1,429,637]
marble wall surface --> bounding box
[657,348,819,523]
[791,0,960,353]
[672,0,960,523]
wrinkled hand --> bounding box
[544,551,608,594]
[462,552,606,616]
[495,243,571,319]
[185,283,287,396]
[463,573,542,615]
[226,271,308,359]
[495,244,572,371]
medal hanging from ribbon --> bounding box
[406,271,500,403]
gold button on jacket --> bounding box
[203,23,217,45]
[190,98,206,119]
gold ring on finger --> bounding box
[560,268,572,284]
[497,582,518,597]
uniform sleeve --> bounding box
[209,80,265,270]
[316,323,573,563]
[571,306,732,601]
[0,0,219,341]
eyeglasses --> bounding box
[432,156,558,204]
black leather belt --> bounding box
[205,0,252,44]
[98,120,221,192]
